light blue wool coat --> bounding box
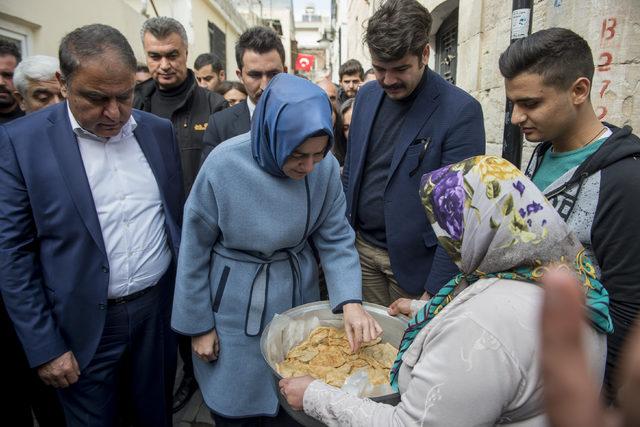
[171,74,363,417]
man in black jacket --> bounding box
[200,26,285,163]
[337,58,364,106]
[194,53,225,92]
[134,16,226,412]
[500,27,640,403]
[0,40,24,124]
[134,17,226,197]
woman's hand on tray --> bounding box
[280,375,315,410]
[388,298,413,317]
[343,303,384,353]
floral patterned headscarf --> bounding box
[389,156,613,390]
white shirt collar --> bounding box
[247,97,256,119]
[67,103,137,143]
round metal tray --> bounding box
[260,301,408,426]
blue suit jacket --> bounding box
[343,69,485,295]
[0,102,183,369]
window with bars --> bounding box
[208,21,226,68]
[435,8,458,85]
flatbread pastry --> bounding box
[276,326,398,387]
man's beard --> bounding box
[0,88,16,109]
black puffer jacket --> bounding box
[134,70,227,195]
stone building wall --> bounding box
[339,0,640,164]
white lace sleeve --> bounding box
[303,380,397,427]
[302,316,525,426]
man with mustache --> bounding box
[13,55,63,114]
[342,0,485,306]
[134,17,226,197]
[194,53,225,92]
[337,59,364,105]
[0,40,24,124]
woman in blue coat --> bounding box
[171,73,381,425]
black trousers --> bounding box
[178,334,194,377]
[603,309,635,404]
[57,283,176,427]
[2,298,65,427]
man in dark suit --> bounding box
[201,26,286,162]
[343,0,485,306]
[0,24,182,427]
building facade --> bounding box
[337,0,640,161]
[235,0,297,72]
[294,6,332,80]
[0,0,247,81]
[264,4,297,72]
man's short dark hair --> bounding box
[235,26,285,70]
[59,24,137,84]
[0,39,21,63]
[141,17,188,46]
[194,53,224,73]
[364,0,432,62]
[137,63,149,73]
[339,59,364,81]
[499,27,595,90]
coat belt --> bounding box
[213,243,306,337]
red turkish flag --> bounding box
[295,54,315,71]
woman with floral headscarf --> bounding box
[281,155,611,426]
[171,73,381,425]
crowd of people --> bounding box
[0,0,639,426]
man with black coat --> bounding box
[200,26,286,163]
[134,16,226,412]
[0,39,24,124]
[337,59,364,106]
[134,17,226,197]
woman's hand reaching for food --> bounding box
[343,303,383,353]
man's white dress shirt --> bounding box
[247,97,256,119]
[68,107,171,299]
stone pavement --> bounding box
[172,388,214,427]
[172,356,214,427]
